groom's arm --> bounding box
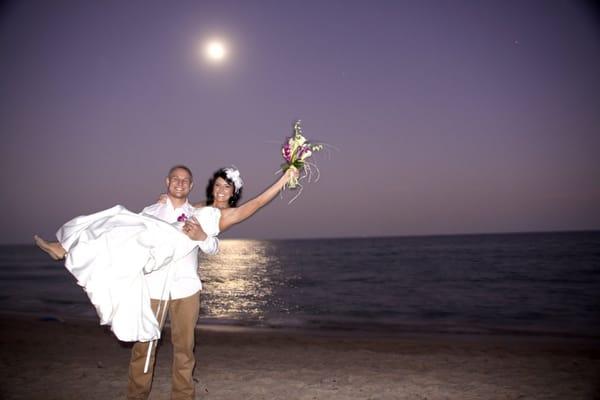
[184,218,219,255]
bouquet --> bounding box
[281,120,324,189]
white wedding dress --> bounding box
[56,205,221,342]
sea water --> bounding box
[1,231,598,337]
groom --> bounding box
[127,165,217,400]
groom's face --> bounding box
[166,168,193,200]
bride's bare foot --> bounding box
[34,235,67,260]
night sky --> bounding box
[1,0,599,244]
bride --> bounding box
[34,166,297,341]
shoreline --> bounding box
[1,314,599,399]
[3,310,598,342]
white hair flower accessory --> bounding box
[223,167,243,193]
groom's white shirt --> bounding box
[141,199,218,300]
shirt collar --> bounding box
[166,197,192,212]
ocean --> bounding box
[1,231,599,337]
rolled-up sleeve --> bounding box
[197,236,219,255]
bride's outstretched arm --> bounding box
[218,169,298,232]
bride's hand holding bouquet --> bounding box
[281,120,324,190]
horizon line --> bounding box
[4,228,599,246]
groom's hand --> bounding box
[183,217,207,241]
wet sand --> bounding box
[1,315,599,399]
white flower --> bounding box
[295,134,307,146]
[299,149,312,161]
[224,167,244,193]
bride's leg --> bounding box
[34,235,67,260]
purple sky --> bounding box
[1,0,599,244]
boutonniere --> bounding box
[177,213,188,222]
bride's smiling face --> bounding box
[166,168,193,199]
[212,177,234,204]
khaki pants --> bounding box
[127,291,200,400]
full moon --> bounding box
[204,40,227,62]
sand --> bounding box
[0,315,599,400]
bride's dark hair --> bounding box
[205,169,243,207]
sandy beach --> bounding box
[0,314,598,400]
